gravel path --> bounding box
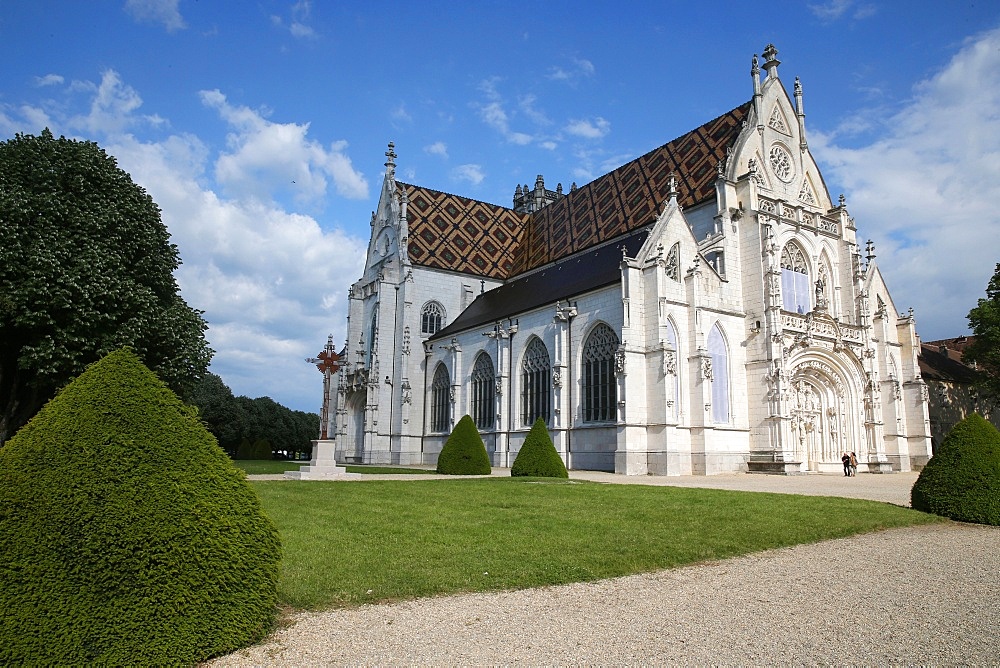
[219,472,1000,665]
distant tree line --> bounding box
[187,373,318,460]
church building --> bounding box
[316,45,934,475]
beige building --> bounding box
[920,336,999,450]
[318,44,934,475]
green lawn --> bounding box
[252,478,943,610]
[233,460,437,475]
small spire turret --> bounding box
[762,43,780,80]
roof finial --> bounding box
[762,43,780,80]
[668,172,678,203]
[384,141,397,177]
[865,239,876,263]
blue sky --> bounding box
[2,1,999,413]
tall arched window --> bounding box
[583,323,619,422]
[367,310,378,369]
[431,363,450,432]
[708,324,730,424]
[520,337,551,426]
[780,241,810,314]
[421,301,445,335]
[471,353,496,430]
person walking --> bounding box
[842,452,851,476]
[849,451,858,476]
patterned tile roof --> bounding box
[401,183,528,280]
[509,101,752,275]
[402,100,752,279]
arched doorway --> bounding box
[344,391,367,461]
[787,356,862,472]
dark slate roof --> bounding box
[430,228,650,341]
[920,338,980,384]
[402,100,752,281]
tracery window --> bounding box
[665,242,680,281]
[421,301,445,335]
[780,241,811,314]
[768,106,787,133]
[708,324,730,424]
[471,353,496,430]
[769,145,793,182]
[431,363,451,432]
[520,337,551,426]
[583,324,619,422]
[798,178,816,205]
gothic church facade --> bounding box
[320,45,933,475]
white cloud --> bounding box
[390,104,412,126]
[519,94,551,126]
[123,0,186,32]
[809,0,876,22]
[424,141,448,158]
[34,74,64,87]
[548,57,595,82]
[811,27,1000,339]
[475,78,535,146]
[565,117,610,139]
[57,70,163,136]
[1,70,368,411]
[452,164,485,185]
[200,89,368,202]
[272,0,317,38]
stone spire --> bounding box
[794,77,807,150]
[384,141,397,178]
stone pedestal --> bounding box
[285,440,361,480]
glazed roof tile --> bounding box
[402,100,752,280]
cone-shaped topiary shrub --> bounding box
[911,413,1000,525]
[436,414,492,475]
[0,348,282,664]
[512,418,568,478]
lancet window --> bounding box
[781,241,811,314]
[431,363,451,432]
[421,301,445,335]
[520,337,551,426]
[471,353,496,430]
[708,324,730,424]
[582,324,619,423]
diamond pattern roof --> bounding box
[402,100,752,279]
[401,183,528,280]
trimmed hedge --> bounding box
[911,413,1000,525]
[512,418,568,478]
[437,414,492,475]
[0,349,282,664]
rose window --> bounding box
[769,145,793,182]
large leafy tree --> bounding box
[0,129,212,443]
[964,262,1000,399]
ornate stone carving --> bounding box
[702,358,714,380]
[552,369,562,388]
[614,345,627,375]
[662,348,677,376]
